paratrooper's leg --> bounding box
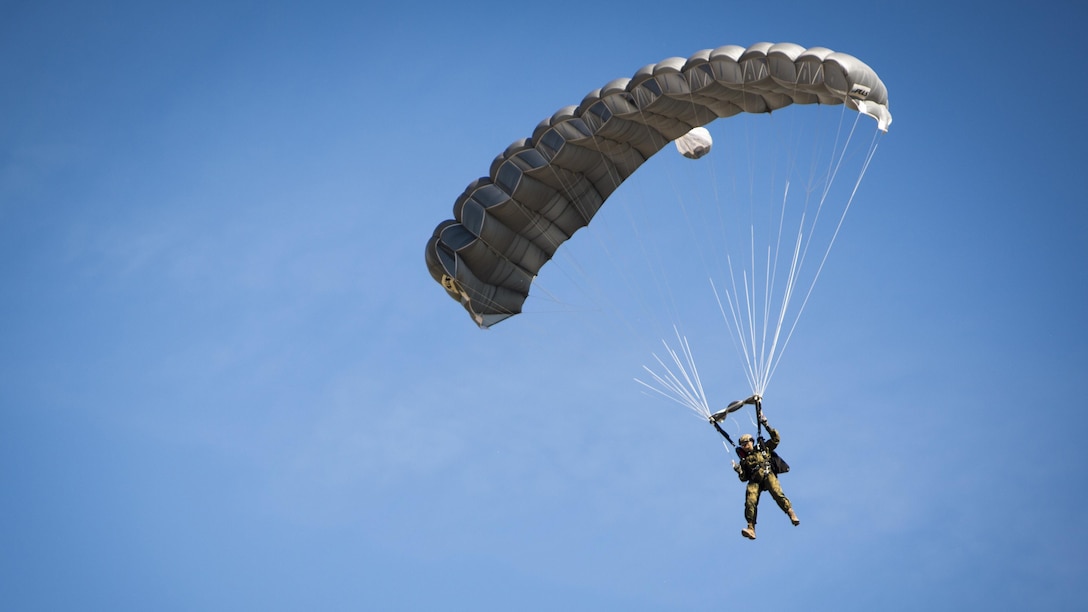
[741,481,761,539]
[765,474,799,526]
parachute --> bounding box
[425,42,891,329]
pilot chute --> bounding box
[675,126,713,160]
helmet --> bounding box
[739,434,754,444]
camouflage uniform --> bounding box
[734,427,793,525]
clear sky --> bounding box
[3,1,1086,610]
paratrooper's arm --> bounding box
[732,460,748,482]
[765,426,781,451]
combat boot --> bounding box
[788,509,800,526]
[741,523,756,539]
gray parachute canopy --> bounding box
[425,42,892,328]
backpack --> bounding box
[770,450,790,475]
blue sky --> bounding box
[2,1,1086,610]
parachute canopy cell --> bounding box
[425,42,892,328]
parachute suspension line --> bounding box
[482,127,671,324]
[760,114,884,389]
[711,274,759,393]
[707,104,883,395]
[753,100,817,395]
[710,143,775,398]
[517,100,653,321]
[758,205,807,393]
[744,226,762,391]
[611,177,693,340]
[704,91,744,377]
[634,326,712,420]
[527,120,677,338]
[481,173,587,325]
[600,123,691,335]
[741,94,779,397]
[628,106,722,336]
[760,181,801,393]
[751,107,851,387]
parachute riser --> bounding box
[755,398,764,443]
[709,394,763,449]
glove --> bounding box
[758,414,768,426]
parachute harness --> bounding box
[709,395,787,478]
